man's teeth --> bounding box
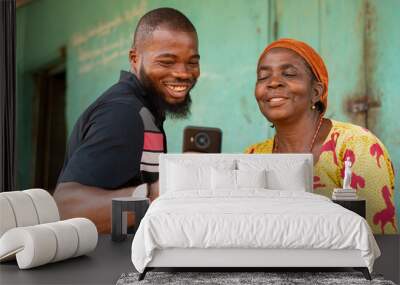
[270,97,285,102]
[166,85,188,92]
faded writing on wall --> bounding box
[71,1,146,74]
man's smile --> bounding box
[162,81,194,99]
[165,83,189,92]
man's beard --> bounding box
[139,67,193,119]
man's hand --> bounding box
[53,182,135,233]
[147,181,159,202]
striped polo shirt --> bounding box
[58,71,167,189]
[138,105,166,183]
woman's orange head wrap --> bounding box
[259,38,329,113]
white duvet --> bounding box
[131,190,380,273]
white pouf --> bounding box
[0,189,98,269]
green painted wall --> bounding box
[370,0,400,226]
[17,0,399,225]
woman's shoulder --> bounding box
[331,120,381,141]
[331,120,368,133]
[244,138,274,154]
[330,119,389,153]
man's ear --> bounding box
[129,47,139,74]
[312,81,324,105]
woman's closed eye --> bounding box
[282,67,298,77]
[283,71,297,77]
[257,72,270,81]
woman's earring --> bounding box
[311,104,316,110]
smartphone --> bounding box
[182,126,222,153]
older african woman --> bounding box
[245,38,397,235]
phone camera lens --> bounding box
[194,132,210,149]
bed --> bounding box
[131,154,380,280]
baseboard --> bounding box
[373,234,400,284]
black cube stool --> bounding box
[111,197,149,242]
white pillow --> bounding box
[211,169,268,190]
[211,168,236,190]
[238,159,308,191]
[166,159,236,192]
[266,167,306,191]
[236,169,267,189]
[167,162,211,191]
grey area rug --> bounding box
[116,272,396,285]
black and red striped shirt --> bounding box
[57,71,167,189]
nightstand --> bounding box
[332,199,366,218]
[111,197,149,242]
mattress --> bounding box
[131,190,380,273]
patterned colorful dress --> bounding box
[245,120,397,234]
